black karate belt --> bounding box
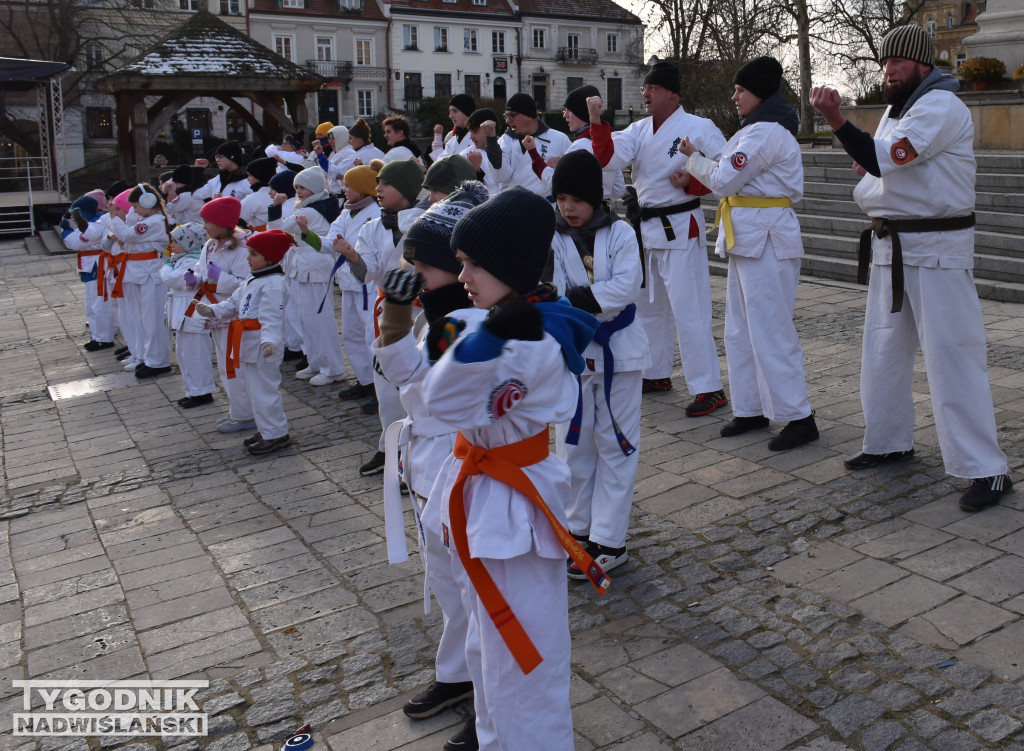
[858,213,976,314]
[638,198,702,242]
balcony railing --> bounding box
[556,47,598,64]
[305,60,389,82]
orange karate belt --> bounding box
[185,281,219,317]
[225,319,262,379]
[110,251,159,299]
[76,249,102,268]
[449,430,611,675]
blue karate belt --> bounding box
[566,302,637,456]
[317,254,348,314]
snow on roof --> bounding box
[116,10,317,79]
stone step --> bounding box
[41,229,71,255]
[801,149,1024,173]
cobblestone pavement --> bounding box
[2,237,1024,751]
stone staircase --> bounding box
[704,150,1024,303]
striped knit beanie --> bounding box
[880,25,934,66]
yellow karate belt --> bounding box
[713,196,793,250]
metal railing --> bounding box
[305,60,390,82]
[0,157,58,236]
[556,47,599,64]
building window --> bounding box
[607,34,618,53]
[435,73,452,98]
[356,90,374,117]
[434,27,449,52]
[464,28,478,53]
[403,24,419,50]
[492,30,505,54]
[471,0,485,5]
[186,108,212,135]
[219,0,239,14]
[946,12,954,27]
[926,17,935,34]
[464,74,481,100]
[566,33,581,59]
[282,0,303,7]
[131,0,156,8]
[274,35,294,61]
[178,0,200,10]
[355,38,372,65]
[85,107,113,139]
[316,36,333,61]
[83,43,104,70]
[532,28,545,49]
[338,0,361,7]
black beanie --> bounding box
[733,56,783,101]
[643,61,680,94]
[564,84,601,123]
[216,140,246,166]
[449,93,476,117]
[269,170,296,198]
[247,157,278,185]
[468,108,498,130]
[451,186,554,293]
[106,180,131,200]
[552,150,603,209]
[404,181,489,273]
[284,130,304,149]
[171,165,193,185]
[505,93,538,119]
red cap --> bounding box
[199,196,242,229]
[246,229,293,265]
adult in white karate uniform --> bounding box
[490,93,571,198]
[810,24,1012,512]
[589,63,728,416]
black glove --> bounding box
[426,316,466,362]
[483,298,544,341]
[381,268,425,304]
[566,286,602,315]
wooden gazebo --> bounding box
[96,10,323,181]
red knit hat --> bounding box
[199,196,242,229]
[246,229,293,265]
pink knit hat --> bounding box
[112,189,132,213]
[86,189,107,212]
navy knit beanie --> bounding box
[404,181,489,273]
[451,186,554,293]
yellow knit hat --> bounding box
[315,121,334,137]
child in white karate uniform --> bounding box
[549,150,649,577]
[239,157,278,232]
[106,183,171,378]
[61,193,116,351]
[161,222,215,409]
[195,197,258,433]
[372,182,489,751]
[196,229,290,456]
[424,187,603,751]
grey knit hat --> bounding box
[404,181,489,273]
[423,154,477,194]
[451,186,554,293]
[879,24,935,66]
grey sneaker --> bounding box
[217,418,257,433]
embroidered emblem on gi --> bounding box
[586,357,596,371]
[891,137,918,165]
[731,152,748,170]
[241,292,253,316]
[134,223,149,235]
[668,137,681,158]
[441,523,450,548]
[489,378,527,419]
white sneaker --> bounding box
[309,372,339,386]
[295,367,316,380]
[123,358,140,371]
[217,418,257,433]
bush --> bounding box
[959,57,1006,82]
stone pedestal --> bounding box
[966,0,1024,72]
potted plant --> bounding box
[959,57,1006,90]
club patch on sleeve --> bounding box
[890,137,918,165]
[489,378,526,420]
[730,152,748,170]
[134,223,149,235]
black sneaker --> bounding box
[115,349,132,361]
[642,377,673,393]
[282,348,305,361]
[359,451,386,476]
[443,717,478,751]
[247,434,291,456]
[767,413,819,451]
[243,431,263,447]
[568,543,627,580]
[403,681,474,719]
[114,345,130,357]
[338,382,376,401]
[360,396,379,415]
[844,449,915,471]
[959,474,1013,512]
[720,415,769,437]
[135,364,172,379]
[84,340,114,351]
[295,355,309,371]
[178,393,213,409]
[685,389,728,417]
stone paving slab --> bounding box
[3,239,1024,750]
